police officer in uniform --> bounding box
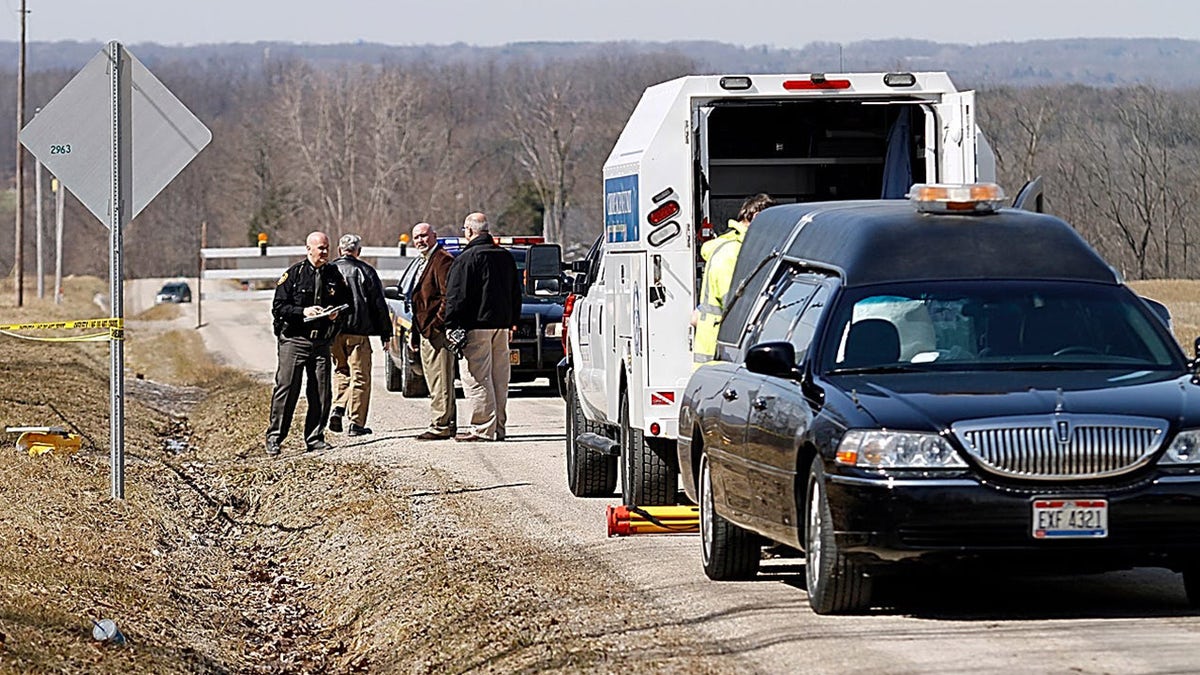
[265,231,351,456]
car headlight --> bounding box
[1160,429,1200,464]
[543,322,562,338]
[836,430,967,469]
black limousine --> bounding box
[677,184,1200,614]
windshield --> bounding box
[820,280,1185,374]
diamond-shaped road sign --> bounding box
[19,47,212,227]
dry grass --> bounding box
[0,276,394,672]
[133,302,180,322]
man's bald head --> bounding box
[306,231,331,267]
[412,222,436,254]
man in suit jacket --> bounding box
[410,222,458,440]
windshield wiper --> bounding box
[827,364,927,375]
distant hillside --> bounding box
[4,37,1200,88]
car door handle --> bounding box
[751,396,769,411]
[722,388,738,401]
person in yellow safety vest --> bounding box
[693,193,777,366]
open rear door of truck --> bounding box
[934,91,978,183]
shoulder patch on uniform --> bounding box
[276,271,288,286]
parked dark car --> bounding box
[155,281,192,303]
[382,237,566,397]
[678,185,1200,614]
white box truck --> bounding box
[558,72,999,506]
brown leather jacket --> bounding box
[412,245,455,339]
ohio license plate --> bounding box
[509,350,520,365]
[1032,499,1108,539]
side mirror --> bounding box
[384,286,401,301]
[1012,176,1045,213]
[526,243,563,295]
[1194,336,1200,361]
[745,341,802,379]
[572,272,590,294]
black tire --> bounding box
[699,454,761,580]
[619,390,675,506]
[384,343,402,392]
[400,333,429,399]
[1183,566,1200,608]
[566,373,617,497]
[804,456,872,614]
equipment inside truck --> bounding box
[701,100,925,228]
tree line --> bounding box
[2,48,1200,281]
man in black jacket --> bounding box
[266,231,351,456]
[444,212,522,442]
[329,233,393,437]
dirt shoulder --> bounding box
[0,278,741,673]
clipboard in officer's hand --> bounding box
[304,303,349,322]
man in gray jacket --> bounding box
[329,234,393,436]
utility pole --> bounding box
[14,0,27,306]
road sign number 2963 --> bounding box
[49,144,72,155]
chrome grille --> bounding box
[952,414,1167,481]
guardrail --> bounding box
[201,245,417,281]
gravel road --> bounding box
[181,288,1200,674]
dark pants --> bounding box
[266,336,332,448]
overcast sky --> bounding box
[4,0,1199,47]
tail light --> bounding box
[562,293,576,357]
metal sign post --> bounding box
[53,177,64,304]
[19,41,211,500]
[34,156,43,298]
[108,43,132,499]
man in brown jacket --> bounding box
[410,222,458,440]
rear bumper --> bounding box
[825,472,1200,571]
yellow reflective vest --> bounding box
[693,220,747,365]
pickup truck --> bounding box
[382,236,567,397]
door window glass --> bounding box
[789,285,831,362]
[754,270,817,344]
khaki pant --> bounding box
[458,328,511,440]
[331,333,372,427]
[419,329,457,436]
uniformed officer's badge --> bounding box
[276,271,288,286]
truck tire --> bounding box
[400,334,429,399]
[565,373,617,497]
[1183,565,1200,608]
[384,345,402,392]
[619,390,674,506]
[805,456,872,614]
[699,453,761,580]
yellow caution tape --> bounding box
[0,317,125,342]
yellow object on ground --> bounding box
[607,505,699,536]
[8,427,82,456]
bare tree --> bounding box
[503,63,580,244]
